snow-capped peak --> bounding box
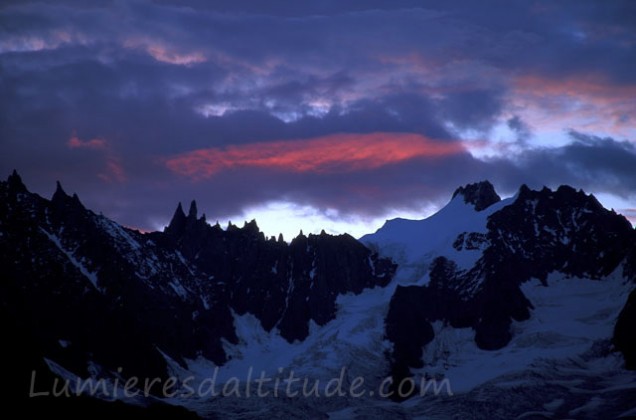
[360,183,512,283]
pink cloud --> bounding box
[164,132,467,180]
[511,74,636,139]
[123,38,206,66]
[67,132,126,183]
[67,134,108,150]
[98,158,126,183]
[619,208,636,226]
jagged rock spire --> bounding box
[452,180,501,211]
[188,200,197,219]
[52,181,68,201]
[243,219,259,233]
[49,180,84,209]
[174,202,186,221]
[51,181,77,205]
[7,169,27,194]
[165,202,187,235]
[71,192,83,206]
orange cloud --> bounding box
[165,132,466,180]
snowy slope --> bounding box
[417,270,633,393]
[167,269,636,419]
[163,284,403,416]
[172,282,399,386]
[360,194,513,284]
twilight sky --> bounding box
[1,0,635,238]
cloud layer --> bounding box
[1,0,634,233]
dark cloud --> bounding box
[1,0,634,232]
[509,131,636,197]
[506,115,532,143]
[438,89,505,132]
[433,131,635,210]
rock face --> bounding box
[0,171,395,405]
[382,183,635,391]
[614,289,636,369]
[452,180,501,211]
[1,173,234,385]
[157,199,395,342]
[614,246,636,369]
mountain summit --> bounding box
[452,180,501,211]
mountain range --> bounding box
[1,170,634,418]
